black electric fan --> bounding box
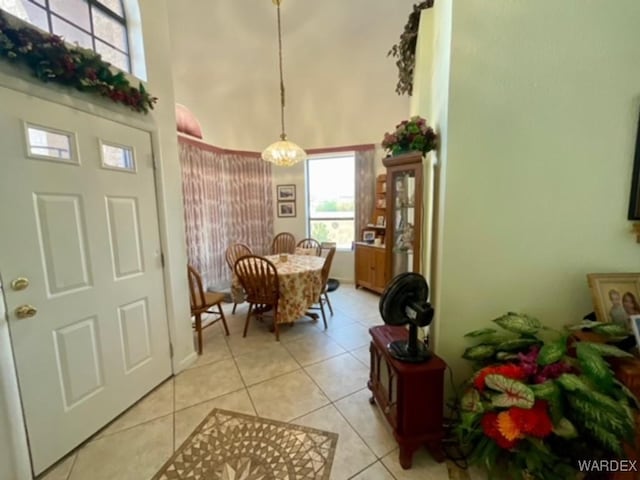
[379,272,434,363]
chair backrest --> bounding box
[225,243,252,270]
[234,255,280,305]
[320,247,336,287]
[271,232,296,254]
[296,238,321,256]
[187,265,206,311]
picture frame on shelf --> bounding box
[277,201,296,218]
[362,230,376,243]
[276,184,296,201]
[376,215,386,227]
[630,315,640,352]
[586,273,640,324]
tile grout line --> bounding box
[221,321,260,416]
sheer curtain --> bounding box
[354,146,377,236]
[179,136,274,289]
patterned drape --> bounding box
[179,136,274,289]
[354,147,376,236]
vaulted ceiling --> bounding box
[167,0,419,150]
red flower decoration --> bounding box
[481,412,520,449]
[509,401,553,438]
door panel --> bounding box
[0,86,172,475]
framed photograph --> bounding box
[629,109,640,220]
[587,273,640,324]
[277,201,296,218]
[362,230,375,243]
[376,215,386,227]
[631,315,640,347]
[277,185,296,201]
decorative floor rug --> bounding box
[153,409,338,480]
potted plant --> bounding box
[381,115,437,157]
[455,313,637,480]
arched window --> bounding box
[0,0,131,73]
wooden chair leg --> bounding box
[232,303,238,314]
[319,297,327,330]
[274,306,280,341]
[218,303,230,336]
[195,313,203,355]
[243,304,253,337]
[324,291,334,315]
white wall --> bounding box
[167,1,415,282]
[138,0,195,371]
[429,0,640,382]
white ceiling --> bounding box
[167,0,419,150]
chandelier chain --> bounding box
[276,2,286,140]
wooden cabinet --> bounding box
[383,152,423,277]
[368,325,445,469]
[354,243,386,294]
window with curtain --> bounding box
[306,153,355,249]
[0,0,131,72]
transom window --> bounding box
[306,153,355,250]
[0,0,130,72]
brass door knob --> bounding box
[15,305,37,319]
[10,277,30,291]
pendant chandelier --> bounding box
[261,0,306,167]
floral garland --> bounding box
[388,1,434,96]
[0,12,157,113]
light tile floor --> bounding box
[40,284,480,480]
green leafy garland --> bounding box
[388,1,434,96]
[0,12,157,113]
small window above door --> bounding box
[25,123,78,164]
[100,141,135,172]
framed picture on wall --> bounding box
[278,201,296,218]
[277,185,296,201]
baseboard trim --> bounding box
[176,351,197,373]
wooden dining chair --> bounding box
[225,243,252,313]
[309,246,336,328]
[234,255,281,341]
[187,265,230,354]
[296,238,321,256]
[271,232,296,254]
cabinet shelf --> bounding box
[384,152,423,276]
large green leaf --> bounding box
[583,342,633,358]
[552,417,578,438]
[495,351,519,361]
[496,338,541,352]
[493,312,542,335]
[565,320,601,331]
[537,336,567,366]
[485,374,535,408]
[592,323,630,338]
[462,344,495,360]
[464,327,497,338]
[460,388,483,413]
[556,373,591,393]
[569,394,634,443]
[530,381,563,422]
[576,343,614,392]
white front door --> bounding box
[0,87,172,475]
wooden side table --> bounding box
[367,325,446,469]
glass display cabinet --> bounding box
[383,152,423,279]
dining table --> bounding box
[231,254,325,324]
